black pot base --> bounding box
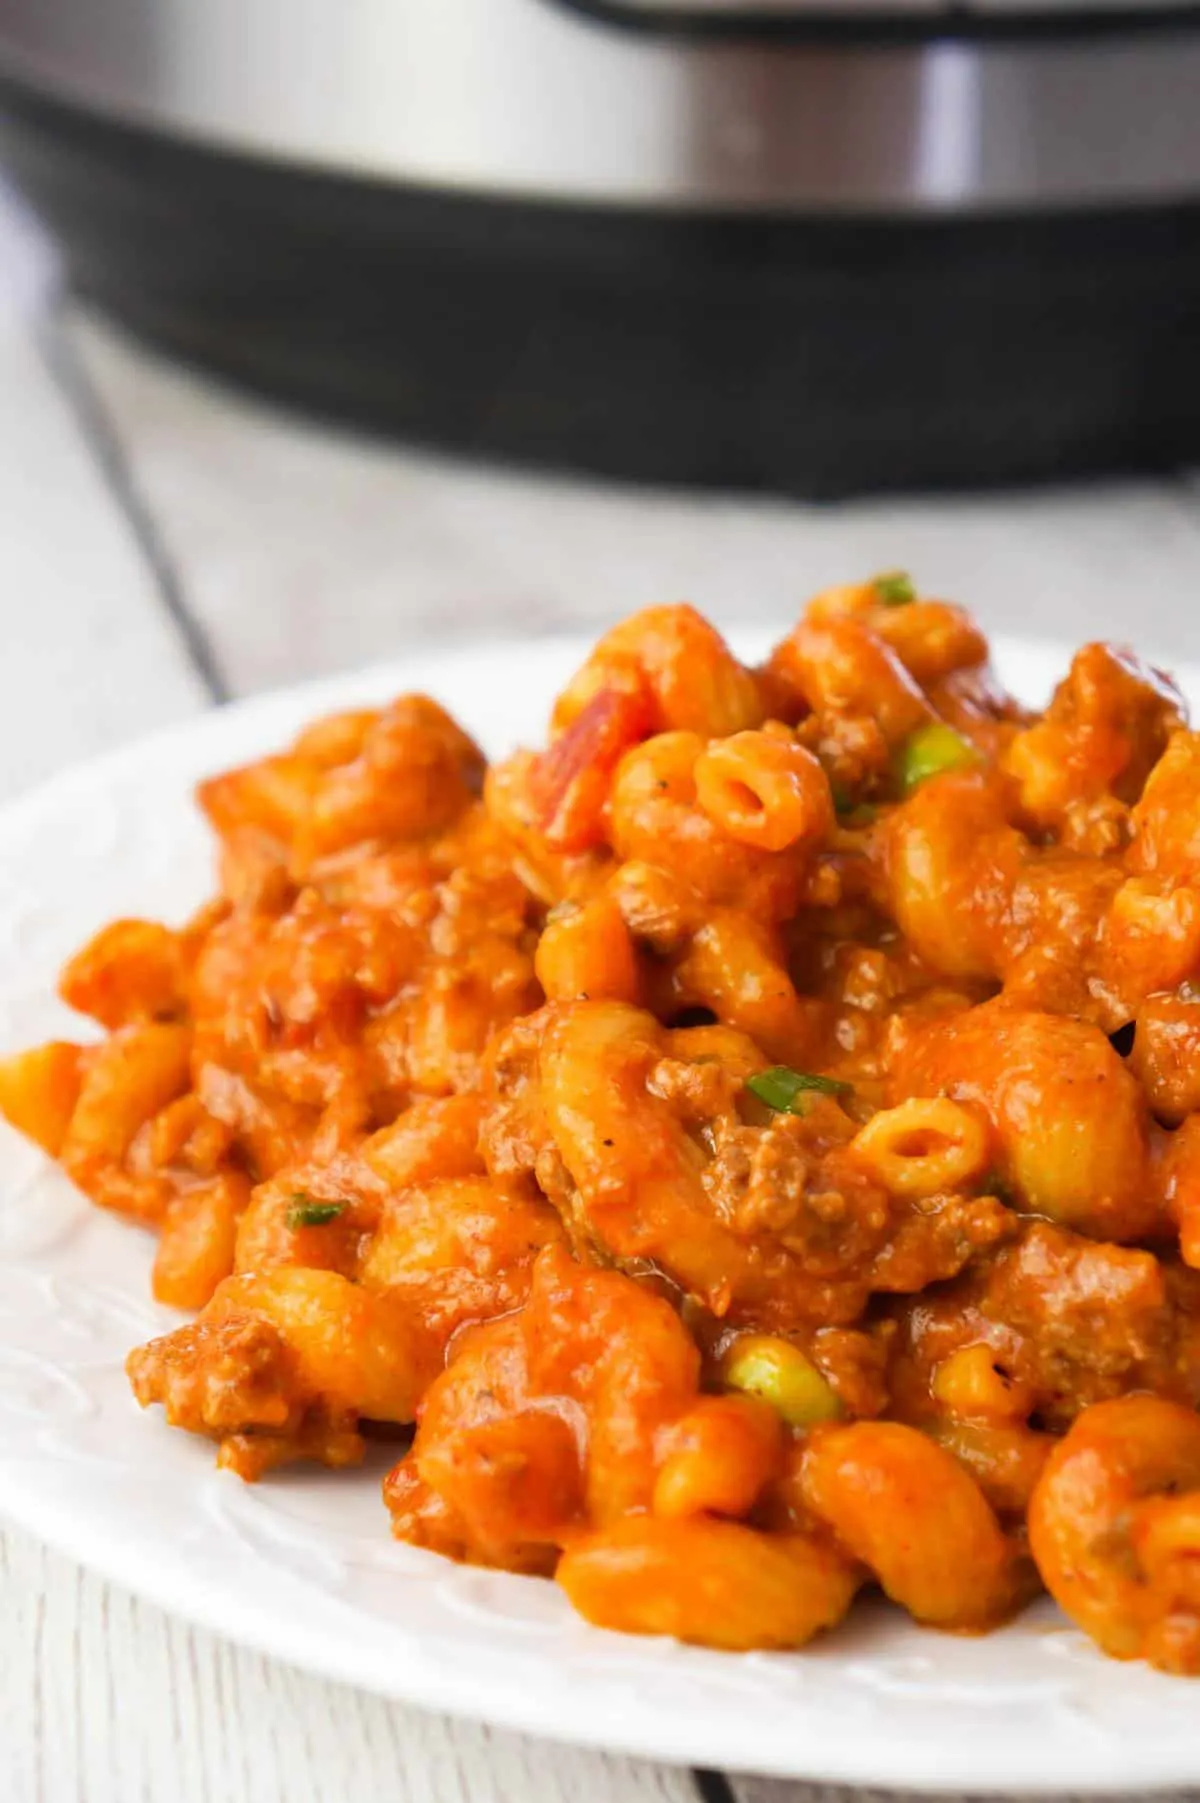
[3,75,1199,496]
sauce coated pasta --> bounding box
[6,580,1200,1671]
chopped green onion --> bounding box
[722,1334,844,1428]
[873,570,916,607]
[287,1197,347,1229]
[747,1066,854,1114]
[896,722,981,796]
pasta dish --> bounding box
[3,580,1200,1673]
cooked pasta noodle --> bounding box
[849,1097,990,1199]
[4,578,1200,1669]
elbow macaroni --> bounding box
[4,580,1200,1670]
[850,1097,990,1199]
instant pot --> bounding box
[1,0,1199,492]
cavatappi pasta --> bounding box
[6,581,1200,1671]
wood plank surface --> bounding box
[0,1531,697,1803]
[69,309,1200,703]
[0,309,206,803]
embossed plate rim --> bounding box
[0,631,1196,1790]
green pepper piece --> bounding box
[896,722,981,796]
[873,570,916,607]
[722,1334,844,1428]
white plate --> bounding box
[0,632,1197,1793]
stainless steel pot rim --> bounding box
[1,0,1199,213]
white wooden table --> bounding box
[3,178,1200,1803]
